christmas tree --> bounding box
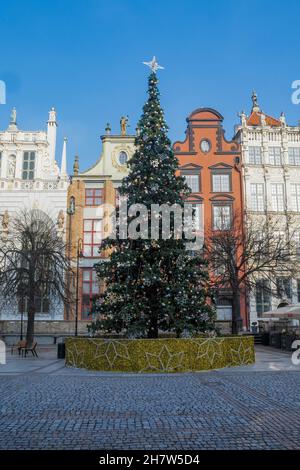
[92,62,215,338]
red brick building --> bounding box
[173,108,248,331]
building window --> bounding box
[216,297,232,321]
[271,183,284,211]
[0,152,2,177]
[22,151,35,180]
[200,139,211,153]
[256,280,271,316]
[18,290,50,315]
[269,147,282,165]
[291,184,300,211]
[297,280,300,302]
[81,268,99,319]
[183,174,200,192]
[83,219,102,257]
[213,248,227,276]
[248,146,262,164]
[85,188,103,206]
[212,173,231,192]
[212,205,231,230]
[288,147,300,165]
[250,183,265,211]
[34,291,50,314]
[118,151,128,165]
[192,204,202,231]
[276,277,292,300]
[293,232,300,259]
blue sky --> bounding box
[1,0,300,173]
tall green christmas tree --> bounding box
[92,62,215,338]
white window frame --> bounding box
[212,173,230,192]
[291,184,300,211]
[271,183,284,212]
[184,174,199,193]
[213,205,231,230]
[250,183,265,211]
[248,146,262,165]
[288,147,300,166]
[269,147,282,165]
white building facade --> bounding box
[235,93,300,324]
[0,108,69,320]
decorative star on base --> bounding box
[143,56,164,73]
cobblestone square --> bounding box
[0,346,299,450]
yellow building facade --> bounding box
[66,122,135,321]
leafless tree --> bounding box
[205,211,300,334]
[0,209,72,345]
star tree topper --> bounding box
[143,56,164,73]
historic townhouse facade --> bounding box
[173,108,248,331]
[0,108,69,321]
[66,120,135,322]
[235,92,300,323]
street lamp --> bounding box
[66,196,75,320]
[75,237,83,337]
[20,298,24,341]
[18,282,26,341]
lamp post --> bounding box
[75,237,83,337]
[18,282,26,341]
[20,300,24,341]
[66,196,75,320]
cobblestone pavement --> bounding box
[0,346,299,450]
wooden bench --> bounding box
[21,342,38,358]
[11,340,27,356]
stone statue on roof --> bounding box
[10,107,17,124]
[251,90,260,112]
[120,116,129,135]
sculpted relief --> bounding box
[7,155,16,179]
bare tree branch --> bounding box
[205,210,300,332]
[0,209,73,344]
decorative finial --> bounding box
[239,110,247,126]
[73,155,79,176]
[48,107,57,123]
[251,90,260,112]
[61,137,67,178]
[143,56,164,73]
[260,113,266,127]
[105,123,111,135]
[10,107,17,125]
[120,116,129,135]
[280,112,286,127]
